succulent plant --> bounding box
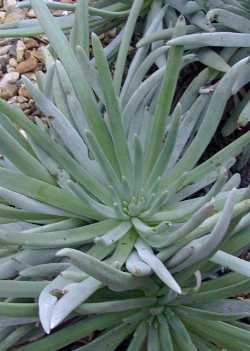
[1,0,250,350]
[0,0,249,44]
[137,0,250,186]
[0,0,152,40]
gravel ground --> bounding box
[0,0,79,116]
[0,0,46,114]
[0,0,120,115]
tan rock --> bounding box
[0,39,11,47]
[24,38,39,50]
[27,9,35,18]
[18,85,32,99]
[16,95,28,103]
[16,55,38,74]
[9,58,17,67]
[31,49,44,62]
[8,95,25,105]
[0,71,19,99]
[7,65,16,72]
[4,0,16,11]
[0,84,17,99]
[109,29,117,38]
[0,11,6,24]
[4,9,25,24]
[16,40,26,63]
[8,95,18,104]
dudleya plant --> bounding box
[0,0,152,41]
[138,0,250,73]
[1,0,250,350]
[2,0,250,47]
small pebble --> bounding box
[27,8,35,18]
[8,43,17,57]
[20,102,30,110]
[0,39,11,47]
[17,95,28,104]
[0,55,8,67]
[18,85,32,99]
[16,40,26,62]
[16,55,38,74]
[61,0,76,3]
[4,9,25,24]
[0,71,19,84]
[0,84,17,99]
[4,0,16,11]
[0,11,6,23]
[9,57,17,67]
[7,65,16,72]
[109,29,117,38]
[24,38,39,50]
[31,49,44,62]
[0,45,11,56]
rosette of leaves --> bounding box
[1,0,250,350]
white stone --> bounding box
[0,71,19,85]
[0,45,11,56]
[16,40,26,63]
